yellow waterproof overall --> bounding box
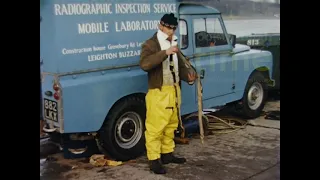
[145,84,181,160]
[144,30,183,160]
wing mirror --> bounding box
[229,34,236,47]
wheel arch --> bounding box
[249,66,274,88]
[236,67,270,119]
[97,92,147,161]
[253,66,271,79]
[100,92,146,130]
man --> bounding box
[139,13,197,174]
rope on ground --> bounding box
[184,112,248,135]
[205,114,248,134]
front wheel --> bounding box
[238,71,268,119]
[97,96,146,161]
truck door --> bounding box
[178,15,197,115]
[190,14,234,101]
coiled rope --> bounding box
[183,112,248,136]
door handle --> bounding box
[200,69,205,79]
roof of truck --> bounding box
[179,3,220,15]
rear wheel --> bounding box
[97,96,146,161]
[238,71,268,119]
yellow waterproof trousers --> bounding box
[145,84,182,160]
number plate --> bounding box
[44,98,58,122]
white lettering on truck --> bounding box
[153,4,176,13]
[62,47,93,55]
[87,50,141,62]
[118,50,141,58]
[115,4,151,14]
[93,46,106,51]
[115,20,159,32]
[88,53,118,62]
[108,44,129,50]
[53,3,177,62]
[54,4,113,15]
[78,22,109,34]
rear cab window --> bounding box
[179,19,188,49]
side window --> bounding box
[179,19,188,49]
[193,17,228,48]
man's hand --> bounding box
[166,46,179,55]
[188,72,197,82]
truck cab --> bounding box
[178,3,274,120]
[40,0,274,161]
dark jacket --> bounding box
[139,33,196,89]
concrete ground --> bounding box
[40,98,280,180]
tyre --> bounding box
[238,71,268,119]
[98,96,146,161]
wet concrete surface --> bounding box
[40,143,60,159]
[40,98,280,180]
[40,160,72,180]
[247,164,280,180]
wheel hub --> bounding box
[115,112,142,149]
[247,82,263,110]
[118,118,136,142]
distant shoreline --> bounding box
[222,15,280,20]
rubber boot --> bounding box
[161,152,186,164]
[150,159,166,174]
